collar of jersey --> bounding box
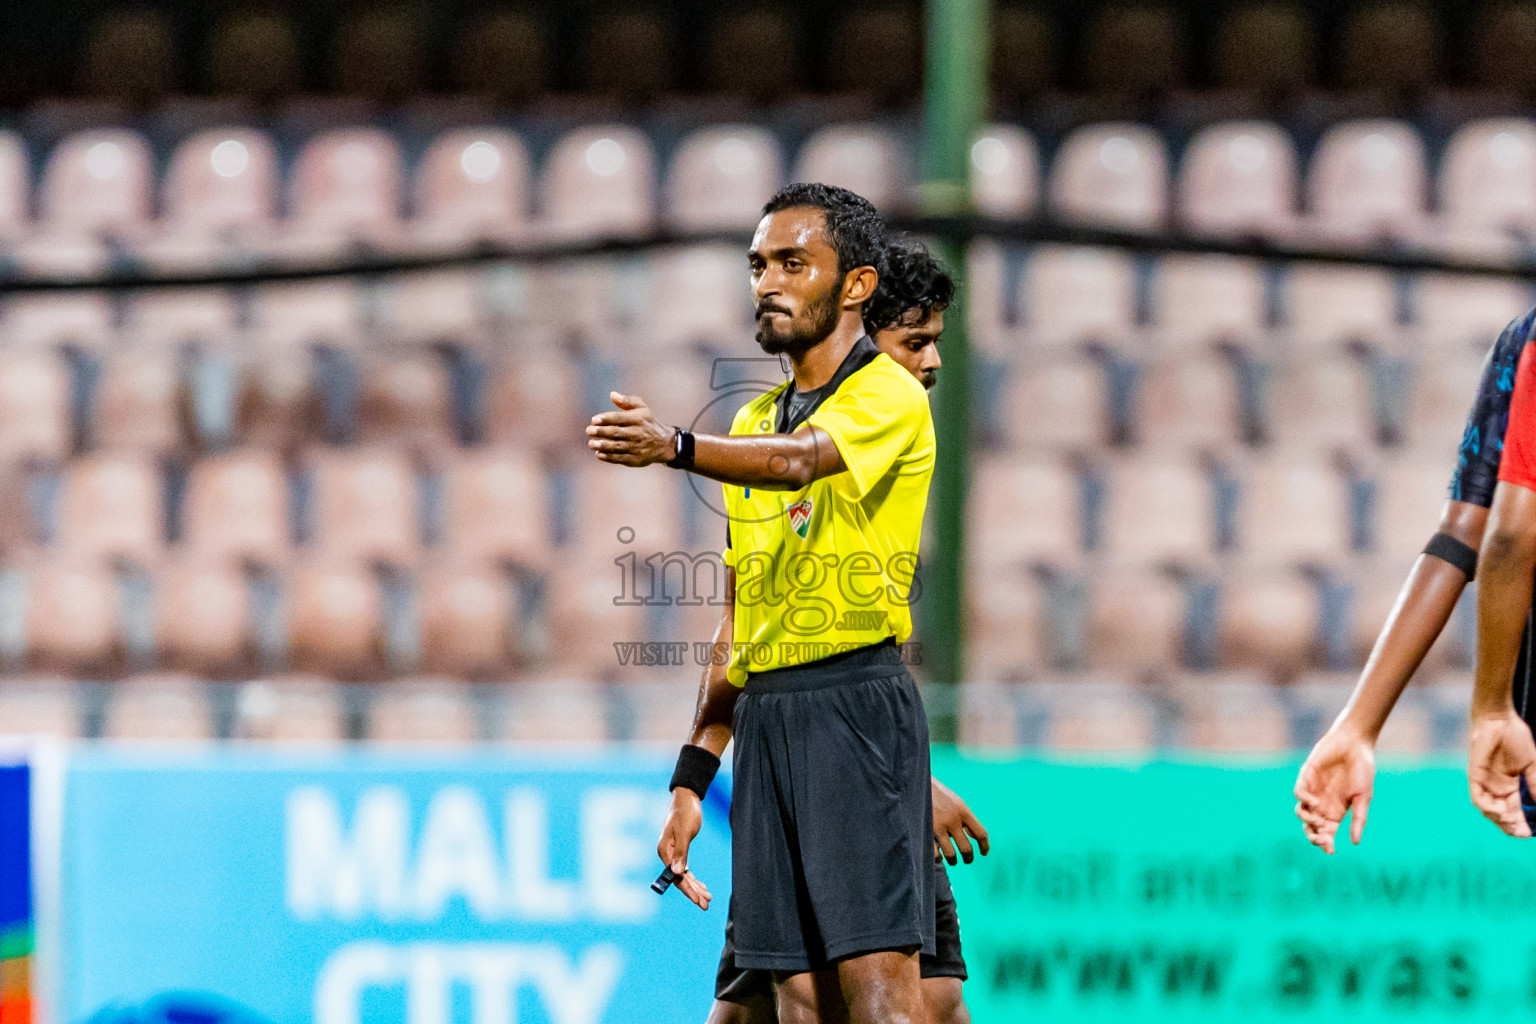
[774,335,881,434]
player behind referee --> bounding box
[586,183,937,1024]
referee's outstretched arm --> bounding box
[657,566,738,910]
[588,392,848,489]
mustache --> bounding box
[755,302,791,317]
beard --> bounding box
[755,283,842,355]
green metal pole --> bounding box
[921,0,988,740]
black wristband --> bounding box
[1424,532,1478,581]
[666,427,695,470]
[669,743,719,800]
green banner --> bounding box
[931,752,1536,1022]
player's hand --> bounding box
[587,393,677,466]
[1293,723,1375,855]
[931,776,989,865]
[657,788,713,909]
[1468,710,1536,838]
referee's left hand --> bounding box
[587,392,676,466]
[932,776,989,865]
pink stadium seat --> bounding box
[629,680,705,743]
[249,281,364,350]
[541,556,647,682]
[1217,572,1321,675]
[233,675,347,743]
[968,453,1080,570]
[1085,569,1185,673]
[382,270,486,345]
[1415,272,1533,350]
[92,348,184,455]
[0,678,80,738]
[1169,672,1292,750]
[1151,256,1266,347]
[1404,344,1486,455]
[441,450,550,567]
[1307,120,1428,243]
[963,241,1010,352]
[969,124,1040,218]
[1017,245,1138,348]
[1178,121,1299,237]
[1003,356,1111,450]
[56,455,163,563]
[1265,355,1376,451]
[1439,120,1536,235]
[666,125,784,230]
[39,129,153,239]
[1037,679,1158,751]
[967,567,1045,683]
[182,450,290,564]
[1083,4,1187,94]
[571,459,685,554]
[1049,123,1169,229]
[0,351,70,460]
[236,349,323,451]
[1136,353,1243,448]
[1100,455,1216,567]
[122,289,240,347]
[483,350,582,451]
[24,559,120,675]
[0,132,30,239]
[160,129,278,240]
[1283,265,1398,349]
[369,677,481,745]
[154,559,251,677]
[288,128,404,246]
[541,126,657,238]
[285,558,383,679]
[417,560,519,679]
[958,682,1019,748]
[415,129,531,244]
[101,673,216,742]
[792,124,905,210]
[497,681,611,744]
[1233,457,1351,565]
[0,287,114,352]
[309,448,420,565]
[650,244,754,350]
[1372,454,1452,560]
[356,351,454,451]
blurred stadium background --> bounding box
[2,1,1536,1023]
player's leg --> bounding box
[707,994,775,1024]
[712,898,778,1024]
[920,859,969,1024]
[774,970,849,1024]
[920,978,968,1024]
[835,949,925,1024]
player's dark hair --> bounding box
[863,237,955,333]
[761,182,886,278]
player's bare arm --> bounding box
[931,776,989,865]
[658,568,737,909]
[1469,482,1536,837]
[587,393,847,488]
[1295,498,1486,853]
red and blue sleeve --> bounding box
[1498,341,1536,493]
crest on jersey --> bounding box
[787,498,814,539]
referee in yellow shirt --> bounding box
[586,183,936,1024]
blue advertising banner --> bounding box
[58,750,733,1024]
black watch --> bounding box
[666,427,696,469]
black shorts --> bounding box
[729,640,934,973]
[715,859,967,1003]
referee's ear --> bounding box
[840,264,879,310]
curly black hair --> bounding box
[863,237,954,334]
[761,182,887,278]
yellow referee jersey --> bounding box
[721,343,936,685]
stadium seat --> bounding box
[958,681,1021,748]
[121,289,240,347]
[1469,3,1536,93]
[182,450,290,564]
[368,677,481,745]
[1135,352,1244,447]
[160,129,279,242]
[453,9,551,108]
[0,350,70,460]
[968,453,1080,570]
[308,448,420,565]
[496,680,611,744]
[235,347,325,450]
[90,348,185,455]
[666,126,784,230]
[627,680,702,743]
[542,126,657,238]
[355,351,454,451]
[647,245,755,352]
[0,677,80,738]
[287,128,405,250]
[0,132,29,239]
[703,8,799,104]
[1016,245,1138,348]
[1213,3,1316,92]
[1168,672,1292,750]
[0,287,114,352]
[483,350,583,451]
[233,675,347,743]
[1084,568,1186,673]
[56,455,163,563]
[101,673,216,742]
[1370,454,1452,560]
[1282,265,1399,350]
[1403,345,1485,455]
[828,7,921,105]
[204,10,302,101]
[991,8,1059,106]
[967,564,1046,683]
[969,124,1040,218]
[1415,272,1533,351]
[332,6,425,104]
[1231,456,1352,565]
[38,129,153,240]
[416,560,519,679]
[1049,123,1169,228]
[1439,120,1536,236]
[250,282,365,350]
[1150,256,1267,347]
[441,449,550,567]
[23,559,121,676]
[285,559,384,680]
[1003,355,1112,450]
[1177,121,1299,237]
[793,124,907,210]
[154,559,251,678]
[1034,678,1159,751]
[1264,355,1377,451]
[1083,4,1188,94]
[1215,571,1321,674]
[570,459,686,555]
[580,8,676,102]
[1307,120,1428,243]
[78,9,178,103]
[415,129,531,244]
[1338,2,1443,94]
[1099,455,1216,567]
[541,555,649,681]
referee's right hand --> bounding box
[658,788,713,909]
